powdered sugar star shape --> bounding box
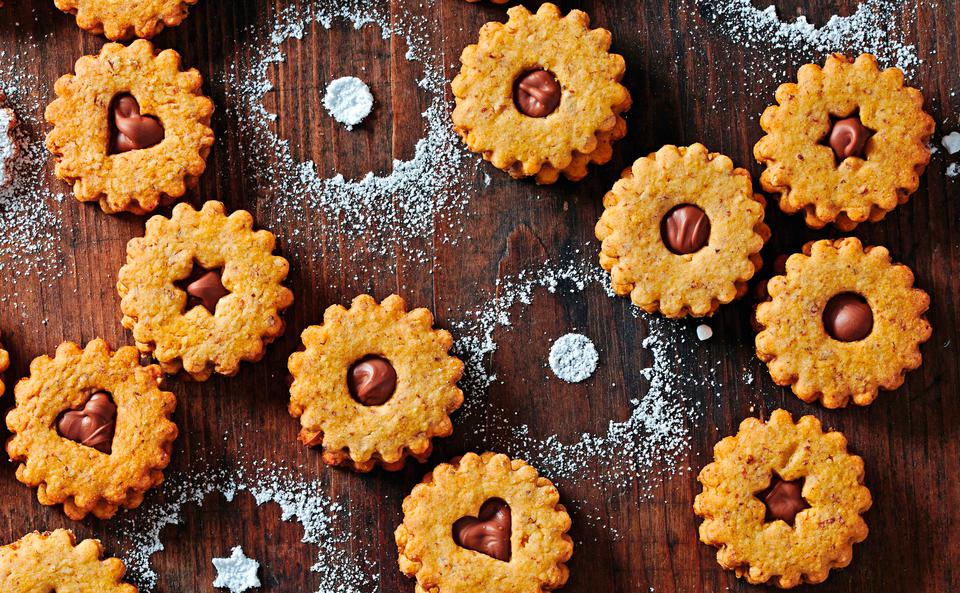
[213,546,261,593]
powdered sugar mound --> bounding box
[0,106,16,188]
[212,547,261,593]
[113,461,375,593]
[323,76,374,130]
[695,0,924,92]
[548,333,599,383]
[223,1,470,262]
[452,254,706,494]
[0,48,65,285]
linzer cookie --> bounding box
[755,238,930,408]
[596,144,769,317]
[452,3,631,184]
[5,340,177,520]
[54,0,199,40]
[118,201,293,381]
[695,410,871,588]
[754,53,934,230]
[395,452,573,593]
[45,40,214,214]
[0,530,137,592]
[288,294,464,472]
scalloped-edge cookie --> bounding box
[754,54,934,230]
[596,143,770,317]
[695,409,871,588]
[289,294,464,472]
[118,201,293,381]
[45,40,214,214]
[755,237,930,408]
[5,340,178,520]
[452,3,631,183]
[396,452,573,593]
[0,529,138,591]
[54,0,199,40]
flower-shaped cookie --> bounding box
[6,340,178,520]
[46,40,214,214]
[118,201,293,381]
[289,294,464,472]
[54,0,199,40]
[0,530,137,592]
[396,452,573,593]
[695,410,871,588]
[596,144,769,317]
[754,54,934,230]
[452,3,631,183]
[756,238,930,408]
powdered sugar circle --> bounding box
[113,460,375,593]
[323,76,374,130]
[452,254,709,492]
[223,1,470,261]
[548,333,599,383]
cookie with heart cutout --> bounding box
[452,3,631,183]
[118,201,293,381]
[0,529,137,592]
[45,39,214,214]
[396,452,573,593]
[5,339,178,520]
[54,0,199,40]
[288,294,464,472]
[694,409,872,588]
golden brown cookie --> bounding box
[754,54,934,230]
[755,238,930,408]
[46,40,214,215]
[596,143,770,317]
[0,529,137,592]
[452,3,631,184]
[694,409,871,588]
[288,294,463,472]
[54,0,199,40]
[5,340,177,520]
[396,452,572,593]
[118,201,293,381]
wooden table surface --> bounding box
[0,0,957,592]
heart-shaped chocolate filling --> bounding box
[56,391,117,454]
[109,93,165,154]
[452,498,511,561]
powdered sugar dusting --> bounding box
[224,1,470,262]
[453,255,707,494]
[0,47,65,285]
[114,460,375,593]
[699,0,922,72]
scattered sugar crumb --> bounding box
[322,76,374,130]
[941,131,960,154]
[548,333,599,383]
[947,162,960,178]
[696,324,713,341]
[212,547,261,593]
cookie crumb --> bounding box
[696,324,713,341]
[548,333,599,383]
[322,76,374,130]
[942,131,960,154]
[212,546,261,593]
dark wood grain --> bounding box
[0,1,957,592]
